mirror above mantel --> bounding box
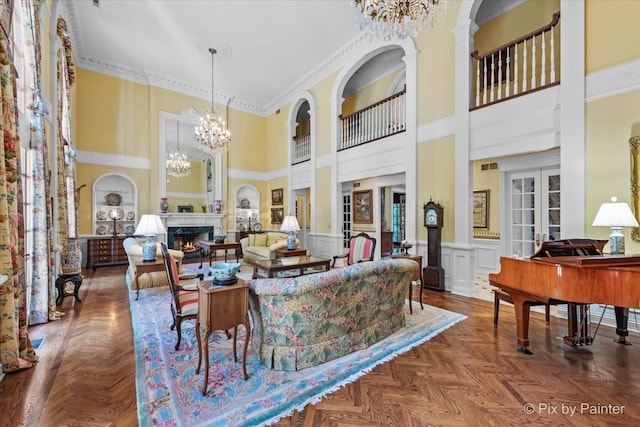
[159,109,226,215]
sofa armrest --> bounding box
[268,240,289,252]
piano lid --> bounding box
[531,238,608,258]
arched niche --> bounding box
[92,173,137,236]
[235,184,260,232]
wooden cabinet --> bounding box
[381,231,393,256]
[86,237,128,270]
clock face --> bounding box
[426,208,437,226]
[253,222,262,232]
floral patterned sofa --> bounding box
[248,258,417,371]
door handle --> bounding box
[535,233,540,246]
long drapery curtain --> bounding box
[23,0,57,325]
[0,16,36,371]
[55,18,79,278]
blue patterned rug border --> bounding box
[130,285,466,427]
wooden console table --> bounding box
[195,279,250,396]
[199,241,241,271]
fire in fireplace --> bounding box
[167,226,214,259]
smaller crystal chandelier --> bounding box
[194,48,231,155]
[166,122,191,178]
[352,0,450,40]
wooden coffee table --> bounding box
[252,256,331,279]
[199,241,241,271]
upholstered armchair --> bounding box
[331,232,376,268]
[160,243,203,350]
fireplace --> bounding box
[167,226,214,258]
[159,213,225,259]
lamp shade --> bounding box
[280,215,301,233]
[134,214,167,237]
[280,215,300,250]
[592,197,639,228]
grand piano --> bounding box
[489,239,640,354]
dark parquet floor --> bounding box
[1,262,639,426]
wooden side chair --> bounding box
[160,243,203,350]
[331,232,377,268]
[391,253,424,314]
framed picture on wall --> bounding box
[473,190,489,229]
[353,189,373,224]
[178,205,193,213]
[271,207,284,224]
[272,188,283,205]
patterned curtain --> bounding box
[0,15,36,371]
[55,18,79,279]
[23,0,57,325]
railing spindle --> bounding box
[470,12,560,109]
[541,31,546,86]
[550,27,556,83]
[531,34,537,89]
[497,50,503,100]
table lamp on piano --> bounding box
[592,196,639,254]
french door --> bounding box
[507,167,560,257]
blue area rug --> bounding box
[131,286,466,427]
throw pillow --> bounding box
[254,233,268,246]
[266,233,280,246]
[248,233,256,246]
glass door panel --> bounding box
[507,168,560,257]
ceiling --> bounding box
[66,0,514,161]
[67,0,361,116]
[66,1,516,116]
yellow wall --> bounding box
[586,88,640,254]
[265,105,289,171]
[414,5,458,125]
[417,136,455,243]
[342,68,403,116]
[474,0,560,54]
[311,70,340,157]
[315,166,332,234]
[586,0,640,73]
[74,68,268,234]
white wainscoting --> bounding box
[473,238,501,277]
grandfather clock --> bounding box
[423,200,445,291]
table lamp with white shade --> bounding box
[592,196,639,255]
[134,214,167,262]
[280,214,300,250]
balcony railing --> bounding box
[292,133,311,164]
[471,12,560,110]
[339,89,406,151]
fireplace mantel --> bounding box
[159,213,225,229]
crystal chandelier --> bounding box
[352,0,450,40]
[194,48,231,155]
[166,122,191,178]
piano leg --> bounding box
[511,294,533,355]
[564,303,592,346]
[614,306,631,345]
